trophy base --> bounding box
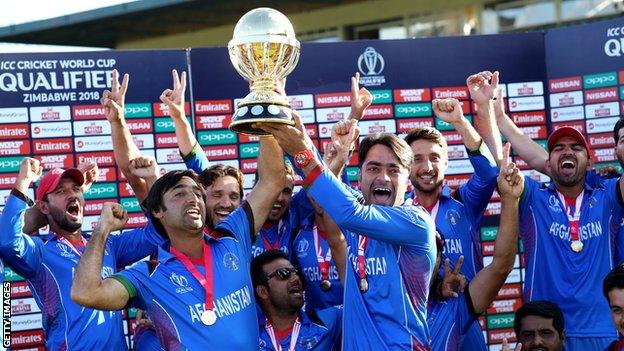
[229,103,294,135]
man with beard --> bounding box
[492,105,624,347]
[0,158,166,350]
[260,114,436,350]
[251,250,342,350]
[604,264,624,351]
[513,301,566,351]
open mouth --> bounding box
[288,284,303,297]
[418,174,436,185]
[371,186,392,203]
[561,160,575,169]
[66,202,81,221]
[185,206,201,219]
[213,208,233,221]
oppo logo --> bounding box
[397,105,429,113]
[125,106,149,114]
[157,120,174,128]
[373,92,390,99]
[201,133,235,142]
[89,186,115,195]
[585,76,615,85]
[490,316,514,326]
[0,159,19,168]
[242,145,259,154]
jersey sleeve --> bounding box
[111,261,151,310]
[316,306,343,343]
[458,285,478,334]
[0,191,44,279]
[182,142,210,174]
[215,202,255,256]
[308,169,435,251]
[108,218,167,267]
[456,145,498,225]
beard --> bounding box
[48,207,82,232]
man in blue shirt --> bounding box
[71,135,286,350]
[261,115,436,350]
[252,249,341,350]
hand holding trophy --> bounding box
[228,8,301,135]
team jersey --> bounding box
[113,202,258,350]
[134,327,164,351]
[308,170,436,350]
[0,190,165,351]
[291,215,343,312]
[427,285,477,351]
[520,176,624,337]
[258,307,342,351]
[182,142,210,174]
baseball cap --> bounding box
[36,168,85,200]
[547,126,590,154]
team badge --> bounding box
[56,243,75,258]
[446,210,460,226]
[223,252,240,271]
[296,238,309,257]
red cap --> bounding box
[36,168,85,200]
[547,126,590,154]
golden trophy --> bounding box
[228,8,301,135]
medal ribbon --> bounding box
[170,241,215,313]
[557,190,583,244]
[57,236,87,256]
[357,235,368,282]
[313,226,332,282]
[265,317,301,351]
[262,219,284,250]
[412,194,440,221]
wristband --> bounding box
[303,164,324,190]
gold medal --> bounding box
[571,240,583,253]
[201,309,217,326]
[359,278,368,293]
[320,279,332,291]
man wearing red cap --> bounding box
[491,80,624,349]
[0,157,165,350]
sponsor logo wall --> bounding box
[0,17,621,350]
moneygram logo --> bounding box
[85,183,117,199]
[357,47,386,87]
[584,72,617,89]
[124,103,151,118]
[198,130,237,146]
[0,107,28,123]
[394,103,431,117]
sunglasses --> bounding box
[264,267,300,282]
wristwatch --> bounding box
[294,149,315,169]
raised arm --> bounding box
[71,202,131,310]
[469,144,522,314]
[323,119,360,177]
[348,72,372,121]
[433,98,482,152]
[467,70,504,166]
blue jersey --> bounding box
[291,215,343,312]
[427,286,477,351]
[520,176,624,337]
[258,307,342,351]
[0,190,165,351]
[182,142,210,174]
[308,170,436,350]
[114,203,258,350]
[134,328,164,351]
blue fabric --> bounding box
[427,289,476,351]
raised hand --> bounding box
[439,256,467,298]
[324,119,360,175]
[101,69,129,123]
[97,202,128,233]
[497,143,524,199]
[502,338,522,351]
[129,155,159,183]
[257,110,314,157]
[160,69,187,120]
[17,157,42,187]
[432,98,463,125]
[349,72,372,121]
[467,70,499,105]
[493,86,506,118]
[77,161,99,192]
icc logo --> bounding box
[297,238,309,257]
[358,47,385,76]
[57,243,75,258]
[548,195,562,213]
[170,272,193,293]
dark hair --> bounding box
[199,164,244,197]
[358,133,413,170]
[514,300,565,336]
[250,249,290,299]
[603,263,624,303]
[614,118,624,144]
[145,169,205,238]
[404,127,447,152]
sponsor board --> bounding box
[510,111,546,126]
[394,103,432,117]
[0,107,28,123]
[585,87,618,104]
[508,96,544,112]
[11,329,45,348]
[315,92,351,107]
[10,281,32,299]
[486,298,522,314]
[482,242,494,256]
[0,173,17,188]
[4,266,24,282]
[446,159,474,175]
[156,148,184,164]
[621,71,624,85]
[487,328,516,344]
[487,313,514,329]
[119,182,135,197]
[195,100,232,114]
[73,120,111,136]
[29,105,71,122]
[447,145,468,160]
[512,156,531,170]
[621,86,624,100]
[305,124,318,139]
[395,118,434,132]
[0,123,29,140]
[10,313,43,332]
[154,118,176,133]
[131,134,155,150]
[31,121,72,138]
[507,81,543,97]
[97,167,116,182]
[585,101,620,119]
[0,188,33,207]
[239,134,261,143]
[126,118,153,133]
[298,109,316,124]
[591,147,616,162]
[75,135,113,152]
[125,212,148,228]
[83,215,103,232]
[33,137,73,154]
[358,119,396,135]
[588,132,615,148]
[549,91,583,108]
[153,102,191,117]
[12,298,41,315]
[124,103,152,118]
[393,88,431,102]
[485,201,501,216]
[318,124,333,139]
[432,86,469,100]
[550,105,584,122]
[496,283,522,299]
[198,129,238,146]
[436,115,472,131]
[72,104,106,120]
[444,174,470,188]
[35,154,73,169]
[76,151,115,167]
[239,143,259,158]
[552,120,585,134]
[155,133,178,148]
[345,167,359,182]
[195,115,231,130]
[363,104,393,119]
[583,72,617,89]
[288,94,314,109]
[441,131,463,145]
[202,145,238,160]
[586,117,620,134]
[519,125,547,139]
[370,89,392,104]
[240,158,258,174]
[243,173,256,190]
[84,182,117,200]
[522,169,550,183]
[316,107,351,123]
[84,199,110,215]
[0,140,30,155]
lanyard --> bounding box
[265,318,301,351]
[170,241,216,325]
[57,236,87,256]
[412,193,440,221]
[313,226,332,283]
[557,190,584,252]
[357,234,369,292]
[262,220,284,250]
